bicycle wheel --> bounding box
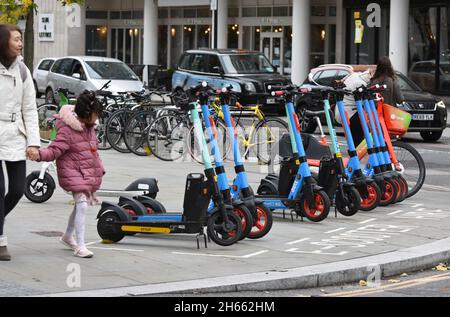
[105,109,133,153]
[147,114,189,161]
[391,141,426,199]
[96,110,112,150]
[188,119,231,164]
[253,117,289,164]
[37,103,58,143]
[124,109,156,156]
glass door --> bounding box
[110,28,143,64]
[260,32,284,74]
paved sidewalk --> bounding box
[1,143,450,297]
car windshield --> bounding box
[397,74,421,91]
[85,61,139,80]
[221,54,275,74]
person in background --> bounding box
[0,24,40,261]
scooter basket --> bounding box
[383,104,412,137]
[182,173,211,232]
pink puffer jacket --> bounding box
[39,105,105,193]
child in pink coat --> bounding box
[36,91,105,258]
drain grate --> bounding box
[31,231,64,237]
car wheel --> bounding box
[45,88,55,104]
[420,130,443,142]
[34,81,42,99]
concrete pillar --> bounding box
[335,0,344,63]
[217,0,228,49]
[291,0,310,85]
[389,0,410,74]
[143,0,158,65]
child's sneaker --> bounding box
[60,235,78,251]
[74,246,94,258]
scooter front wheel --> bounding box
[247,203,273,240]
[233,205,253,240]
[24,171,55,203]
[379,178,398,206]
[396,175,409,203]
[359,182,381,211]
[336,186,361,217]
[207,211,243,246]
[301,190,331,222]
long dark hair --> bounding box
[373,56,396,81]
[75,90,103,119]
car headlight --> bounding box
[436,100,446,110]
[244,82,256,93]
[398,101,411,110]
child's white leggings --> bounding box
[65,194,89,248]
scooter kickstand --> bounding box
[196,228,208,249]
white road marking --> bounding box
[286,238,311,245]
[89,246,144,252]
[285,248,349,256]
[172,250,269,259]
[359,218,377,224]
[412,204,424,208]
[325,228,347,234]
[85,240,102,246]
[387,210,403,215]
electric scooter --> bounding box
[297,86,362,217]
[257,85,331,222]
[195,83,253,239]
[363,85,408,202]
[353,86,398,206]
[96,91,243,248]
[217,87,273,239]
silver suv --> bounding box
[44,56,144,103]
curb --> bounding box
[38,238,450,297]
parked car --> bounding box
[172,49,292,113]
[33,57,56,98]
[408,60,450,92]
[297,64,447,142]
[44,56,144,103]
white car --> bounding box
[44,56,144,103]
[33,58,56,98]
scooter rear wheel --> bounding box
[207,211,243,246]
[301,190,331,222]
[97,211,125,243]
[396,175,409,203]
[233,205,253,240]
[247,203,273,240]
[379,178,398,206]
[336,186,361,217]
[359,182,381,211]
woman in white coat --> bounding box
[0,24,40,261]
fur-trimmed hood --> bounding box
[55,105,84,132]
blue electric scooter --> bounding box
[257,85,331,222]
[217,86,273,239]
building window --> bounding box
[257,7,272,17]
[183,25,195,51]
[86,26,108,57]
[158,25,168,68]
[329,6,337,17]
[197,8,211,18]
[110,11,121,19]
[184,9,196,18]
[242,7,257,17]
[159,9,169,19]
[273,7,289,17]
[122,11,132,19]
[229,7,239,18]
[228,24,239,49]
[132,11,143,19]
[86,11,108,19]
[311,6,326,17]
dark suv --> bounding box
[297,64,447,142]
[172,49,291,113]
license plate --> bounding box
[412,114,434,121]
[267,98,277,104]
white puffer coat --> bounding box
[0,57,40,161]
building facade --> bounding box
[31,0,450,94]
